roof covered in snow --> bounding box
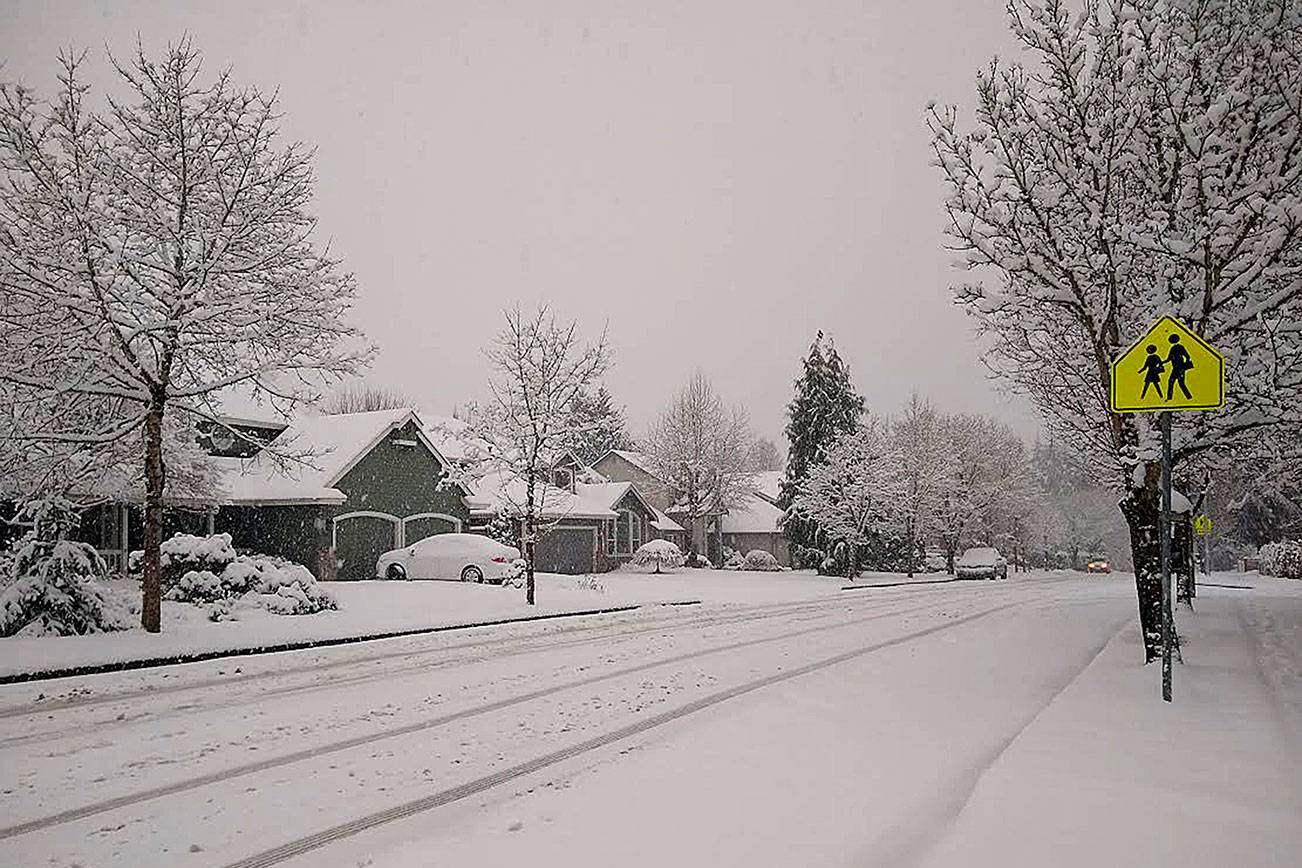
[213,408,455,506]
[720,492,785,534]
[651,507,684,533]
[604,449,659,477]
[467,470,659,522]
[748,470,784,504]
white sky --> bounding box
[0,0,1040,445]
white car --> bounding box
[376,533,522,584]
[955,546,1008,580]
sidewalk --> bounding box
[923,579,1302,867]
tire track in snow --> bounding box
[221,597,1047,868]
[0,587,1049,843]
[0,594,900,742]
[2,579,1056,743]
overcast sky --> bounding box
[1,0,1040,447]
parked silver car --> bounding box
[376,533,522,583]
[955,546,1008,580]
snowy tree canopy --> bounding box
[0,40,371,630]
[449,305,611,604]
[780,331,865,554]
[929,0,1302,660]
[642,372,752,560]
[791,415,898,578]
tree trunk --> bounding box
[945,542,956,575]
[1121,475,1164,663]
[905,518,916,578]
[848,541,858,581]
[524,512,536,606]
[1176,518,1194,605]
[141,400,166,633]
[524,469,537,606]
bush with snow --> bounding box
[1259,541,1302,580]
[144,533,337,615]
[743,550,782,572]
[129,532,237,590]
[684,552,711,569]
[0,499,131,637]
[721,549,746,570]
[631,539,686,574]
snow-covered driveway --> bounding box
[1,572,1298,867]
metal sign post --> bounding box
[1160,411,1173,703]
[1111,316,1225,703]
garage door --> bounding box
[402,515,460,546]
[535,527,595,575]
[334,514,399,581]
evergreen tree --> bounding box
[566,386,633,465]
[780,332,865,555]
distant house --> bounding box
[720,493,789,565]
[79,407,471,581]
[594,450,790,566]
[467,453,677,574]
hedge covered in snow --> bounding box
[630,539,685,573]
[132,533,337,616]
[0,499,131,637]
[743,550,783,572]
[1259,541,1302,579]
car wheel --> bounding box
[386,563,407,581]
[461,565,484,583]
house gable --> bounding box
[332,419,469,523]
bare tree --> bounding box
[643,372,753,564]
[889,394,949,577]
[933,414,1034,573]
[929,0,1302,659]
[321,383,415,415]
[0,42,370,631]
[451,305,610,605]
[748,436,784,472]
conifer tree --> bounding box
[780,332,865,557]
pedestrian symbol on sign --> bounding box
[1111,317,1224,413]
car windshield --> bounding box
[959,548,998,566]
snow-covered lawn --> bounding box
[0,567,981,679]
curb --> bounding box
[840,577,972,591]
[0,601,703,686]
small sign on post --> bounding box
[1111,317,1225,703]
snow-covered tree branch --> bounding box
[0,40,371,631]
[929,0,1302,659]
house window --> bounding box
[616,511,629,554]
[606,519,616,555]
[631,511,642,552]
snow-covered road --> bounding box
[2,572,1298,867]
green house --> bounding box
[80,408,471,581]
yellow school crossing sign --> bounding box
[1111,317,1224,413]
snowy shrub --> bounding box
[1259,541,1302,579]
[684,552,711,569]
[576,574,606,593]
[0,499,131,637]
[630,540,686,574]
[743,550,782,572]
[721,550,746,570]
[791,545,825,571]
[157,537,337,615]
[130,532,237,590]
